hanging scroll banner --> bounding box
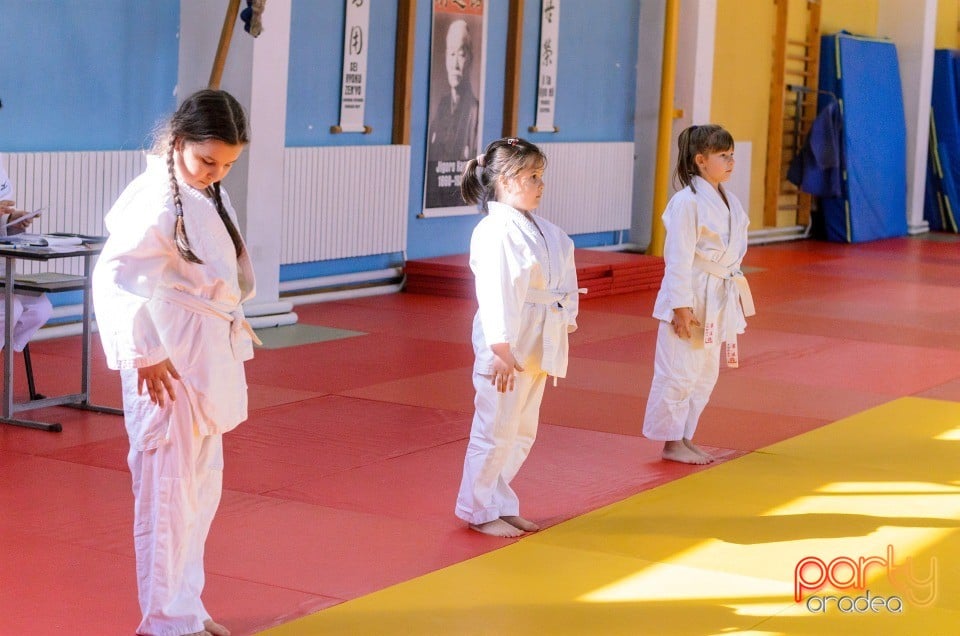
[422,0,487,217]
[533,0,559,133]
[334,0,371,133]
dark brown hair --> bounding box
[153,89,248,263]
[460,137,547,212]
[674,124,734,193]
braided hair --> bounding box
[153,89,249,263]
[460,137,547,212]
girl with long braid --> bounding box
[93,89,259,636]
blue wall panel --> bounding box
[0,0,179,151]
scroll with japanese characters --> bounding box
[533,0,559,133]
[335,0,371,133]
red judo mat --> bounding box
[3,235,960,635]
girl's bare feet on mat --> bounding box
[501,515,539,532]
[682,438,714,462]
[204,619,231,636]
[662,440,712,464]
[469,518,525,537]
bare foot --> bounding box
[204,619,231,636]
[682,438,714,462]
[662,440,712,465]
[501,515,539,532]
[469,519,524,537]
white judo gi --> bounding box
[0,164,52,352]
[455,201,580,525]
[92,155,257,636]
[643,175,753,442]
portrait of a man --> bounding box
[424,7,484,212]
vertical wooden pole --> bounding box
[392,0,417,145]
[502,0,524,137]
[763,0,789,228]
[209,0,242,89]
[646,0,680,257]
[797,0,822,226]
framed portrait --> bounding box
[422,0,487,217]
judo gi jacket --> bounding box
[653,176,751,359]
[470,201,580,379]
[93,155,257,450]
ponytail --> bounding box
[460,156,487,209]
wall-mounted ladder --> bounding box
[763,0,823,228]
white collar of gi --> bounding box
[488,200,535,221]
[692,175,732,208]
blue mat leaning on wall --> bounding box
[816,32,908,243]
[924,49,960,233]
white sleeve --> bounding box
[560,234,580,332]
[660,195,698,310]
[92,188,176,370]
[470,222,529,347]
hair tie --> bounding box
[476,154,485,167]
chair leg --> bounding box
[23,343,44,401]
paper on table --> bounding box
[1,207,44,229]
[40,234,83,247]
[0,233,83,248]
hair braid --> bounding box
[167,141,203,264]
[210,182,245,258]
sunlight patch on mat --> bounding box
[935,426,960,440]
[579,559,786,603]
[253,323,365,349]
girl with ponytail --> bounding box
[93,89,258,636]
[454,137,582,537]
[642,123,755,465]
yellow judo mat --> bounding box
[261,397,960,635]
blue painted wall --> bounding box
[0,1,179,151]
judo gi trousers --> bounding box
[127,401,223,636]
[0,293,52,352]
[456,369,547,525]
[643,320,721,441]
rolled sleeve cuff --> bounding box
[113,345,168,370]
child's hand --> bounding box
[137,358,181,407]
[490,342,524,393]
[671,307,701,339]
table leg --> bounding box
[0,257,61,431]
[3,257,15,419]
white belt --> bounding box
[693,255,755,368]
[156,287,262,361]
[523,286,586,384]
[524,287,587,307]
